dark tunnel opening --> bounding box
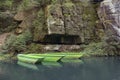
[91,0,104,2]
[33,34,81,45]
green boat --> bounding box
[44,53,83,60]
[28,54,65,62]
[17,54,44,64]
[28,53,83,61]
[61,54,83,60]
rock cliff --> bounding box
[0,0,119,55]
[98,0,120,55]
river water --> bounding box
[0,57,120,80]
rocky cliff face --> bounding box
[33,0,103,44]
[0,0,119,55]
[98,0,120,55]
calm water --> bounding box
[0,57,120,80]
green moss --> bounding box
[51,0,57,4]
[82,42,106,56]
[12,30,32,51]
[0,54,16,62]
[0,0,13,9]
[25,43,44,53]
[17,0,38,10]
[64,2,74,8]
[2,29,32,54]
[17,0,52,10]
[32,9,47,41]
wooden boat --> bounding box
[17,54,44,64]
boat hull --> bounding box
[17,54,44,64]
[62,54,83,60]
[28,54,64,62]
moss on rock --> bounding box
[32,9,48,41]
[1,29,32,54]
[82,42,106,56]
[0,0,13,10]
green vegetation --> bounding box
[26,43,44,53]
[17,0,51,10]
[2,29,32,54]
[0,0,13,10]
[0,54,16,62]
[32,9,47,41]
[64,3,74,7]
[17,0,38,10]
[82,42,106,56]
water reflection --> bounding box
[17,61,39,70]
[0,57,120,80]
[42,62,62,68]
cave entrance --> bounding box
[43,34,81,45]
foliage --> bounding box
[2,29,32,54]
[17,0,38,10]
[0,0,13,10]
[0,54,14,62]
[17,0,51,10]
[82,42,105,56]
[32,9,47,41]
[25,43,44,53]
[35,0,51,5]
[12,30,32,51]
